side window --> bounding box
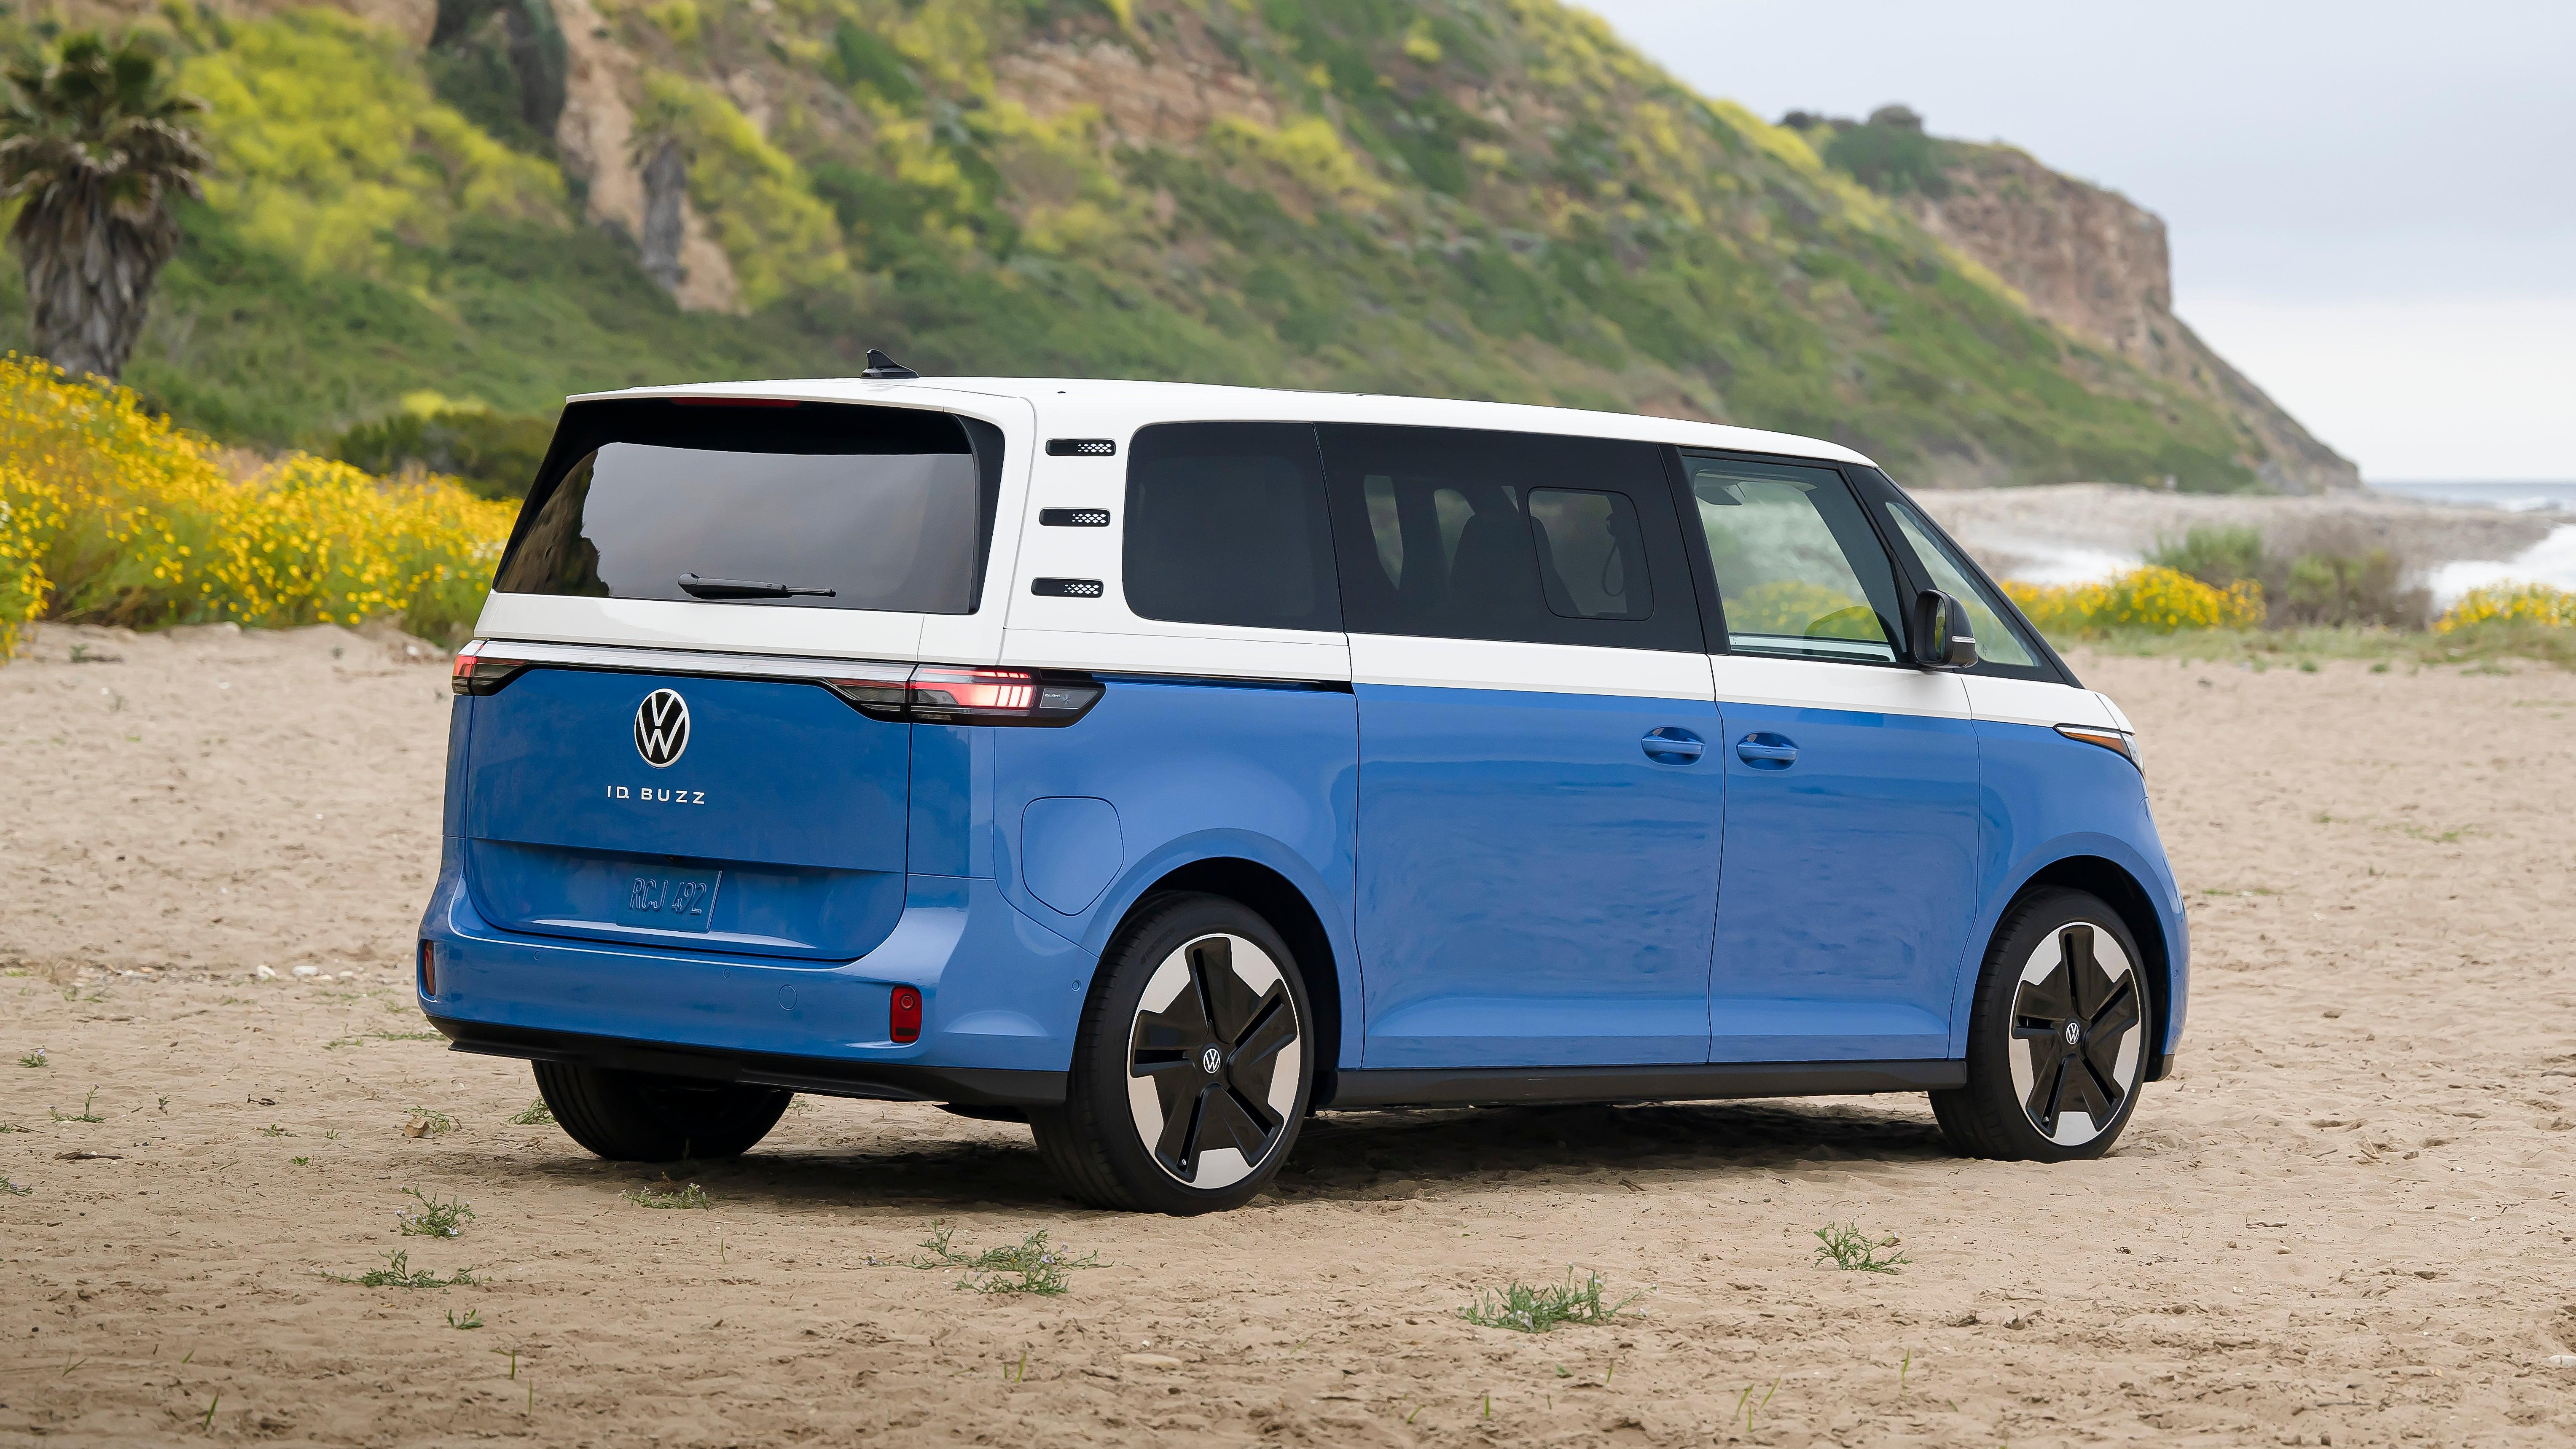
[1880,500,2041,669]
[1528,489,1651,621]
[1123,422,1340,632]
[1321,425,1698,652]
[1683,455,1906,664]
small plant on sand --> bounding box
[17,1046,46,1067]
[51,1086,104,1123]
[0,1121,26,1132]
[258,1123,292,1137]
[1459,1269,1639,1333]
[403,1107,457,1138]
[908,1221,1100,1296]
[446,1308,484,1330]
[1814,1221,1910,1274]
[623,1182,711,1210]
[290,1155,310,1165]
[505,1099,553,1126]
[398,1187,475,1237]
[0,1175,30,1196]
[325,1250,475,1288]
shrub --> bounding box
[2004,566,2264,636]
[2145,524,2264,590]
[0,355,512,654]
[335,402,555,500]
[2276,548,2421,627]
[2436,582,2576,632]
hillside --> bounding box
[3,0,2348,494]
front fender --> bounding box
[1946,828,2190,1064]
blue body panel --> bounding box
[424,673,1360,1075]
[421,662,2188,1086]
[1958,720,2190,1060]
[1352,683,1723,1068]
[462,669,910,961]
[997,677,1362,1066]
[1708,699,1980,1062]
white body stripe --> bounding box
[1710,653,1971,719]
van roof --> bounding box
[563,376,1880,470]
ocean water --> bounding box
[2369,481,2576,513]
[2370,483,2576,600]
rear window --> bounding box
[494,399,1005,615]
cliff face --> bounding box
[29,0,2323,495]
[1899,144,2358,493]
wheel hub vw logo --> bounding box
[2062,1019,2082,1046]
[1199,1045,1222,1075]
[634,689,690,768]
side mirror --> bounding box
[1910,589,1979,670]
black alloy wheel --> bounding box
[1033,893,1313,1213]
[1933,887,2152,1161]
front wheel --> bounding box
[1032,894,1314,1213]
[1932,888,2152,1161]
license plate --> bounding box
[613,870,721,933]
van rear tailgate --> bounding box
[462,667,907,959]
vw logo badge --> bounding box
[634,689,690,768]
[2062,1019,2082,1046]
[1199,1045,1222,1076]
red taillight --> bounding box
[889,987,922,1044]
[822,667,1101,726]
[910,667,1037,716]
[417,939,437,998]
[450,648,527,696]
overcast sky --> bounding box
[1577,0,2575,482]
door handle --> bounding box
[1641,727,1706,764]
[1735,733,1799,768]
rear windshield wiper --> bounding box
[677,574,838,600]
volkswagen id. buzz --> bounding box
[419,363,2187,1213]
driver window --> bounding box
[1685,457,1905,664]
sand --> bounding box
[5,621,2573,1445]
[1912,482,2562,584]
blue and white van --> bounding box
[419,363,2187,1213]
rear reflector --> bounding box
[451,649,528,696]
[889,986,922,1044]
[417,940,437,998]
[823,666,1103,727]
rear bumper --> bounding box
[431,1017,1064,1106]
[417,855,1095,1084]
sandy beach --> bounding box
[1913,483,2567,589]
[5,621,2573,1445]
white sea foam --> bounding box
[2426,523,2576,605]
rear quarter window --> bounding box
[494,399,1005,615]
[1121,422,1340,632]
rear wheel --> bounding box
[1032,894,1314,1213]
[531,1061,792,1161]
[1932,888,2152,1161]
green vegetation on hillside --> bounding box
[0,0,2280,492]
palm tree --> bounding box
[0,31,209,382]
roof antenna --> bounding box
[860,348,919,380]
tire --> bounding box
[1932,888,2153,1162]
[1031,893,1315,1214]
[531,1061,792,1162]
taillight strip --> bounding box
[453,640,1103,725]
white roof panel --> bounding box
[563,375,1878,469]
